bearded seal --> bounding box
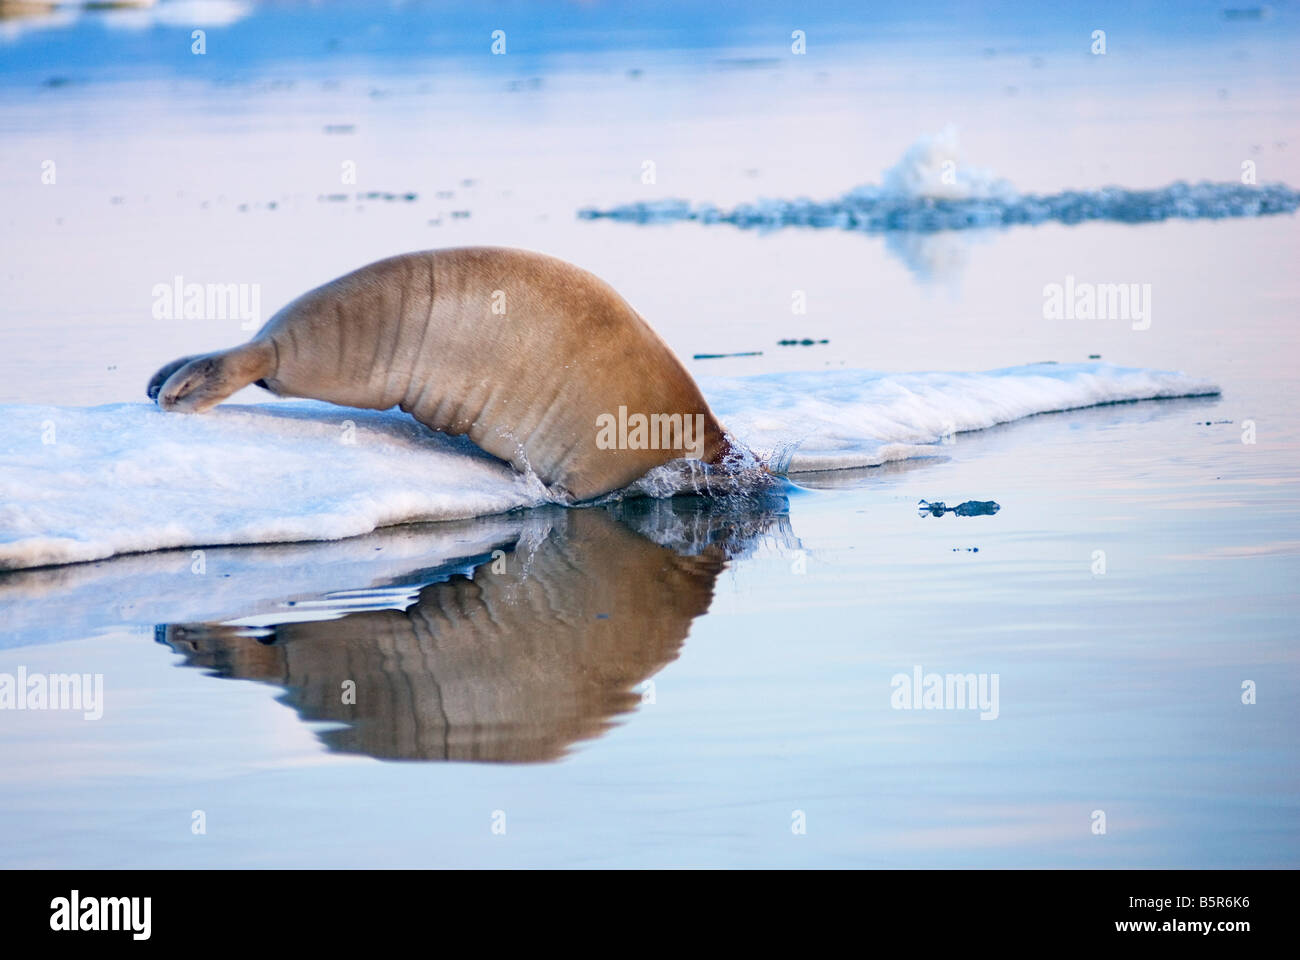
[146,247,738,500]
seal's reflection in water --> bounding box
[158,495,792,763]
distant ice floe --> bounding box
[0,362,1217,570]
[0,0,251,42]
[579,127,1300,237]
[99,0,252,31]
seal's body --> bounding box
[148,248,733,500]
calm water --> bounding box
[0,1,1297,867]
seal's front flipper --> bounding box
[147,353,204,401]
[151,341,276,413]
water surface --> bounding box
[0,1,1297,867]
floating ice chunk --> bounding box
[876,125,1016,201]
[578,130,1298,234]
[0,363,1217,570]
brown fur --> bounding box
[148,248,736,500]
